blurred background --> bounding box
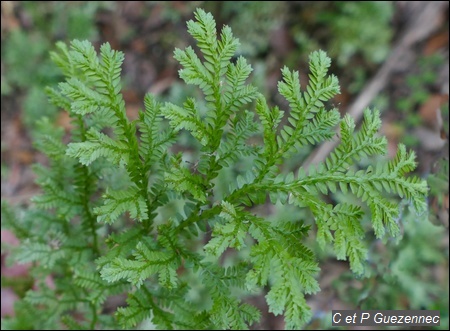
[1,1,448,329]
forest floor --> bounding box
[1,1,448,329]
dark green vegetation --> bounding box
[1,2,448,330]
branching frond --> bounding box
[165,154,208,202]
[2,8,430,331]
[276,52,340,157]
[116,289,154,329]
[66,128,129,166]
[162,98,210,146]
[255,96,284,157]
[94,186,148,224]
[139,94,176,170]
[246,217,319,330]
[217,110,260,167]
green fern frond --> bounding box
[2,8,431,331]
[94,186,148,224]
[2,299,54,330]
[204,201,250,256]
[66,128,129,166]
[1,200,31,240]
[174,46,212,95]
[31,179,78,220]
[49,41,74,77]
[74,270,127,306]
[172,7,259,155]
[45,86,72,111]
[59,78,109,115]
[96,227,144,269]
[98,42,124,95]
[33,133,67,160]
[116,287,175,329]
[217,110,259,167]
[61,315,90,330]
[224,57,259,114]
[198,261,258,329]
[116,291,153,329]
[287,107,340,148]
[277,58,340,157]
[24,286,79,316]
[210,297,260,330]
[255,96,284,158]
[165,154,208,202]
[189,10,237,75]
[15,240,66,268]
[101,238,179,288]
[245,217,319,328]
[69,39,100,76]
[139,94,176,169]
[162,98,210,146]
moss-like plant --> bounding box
[1,8,427,330]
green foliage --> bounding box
[1,1,112,129]
[1,8,428,330]
[291,1,393,93]
[316,1,393,65]
[208,1,286,57]
[395,54,446,147]
[332,209,448,330]
[291,2,392,66]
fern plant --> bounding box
[1,8,428,330]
